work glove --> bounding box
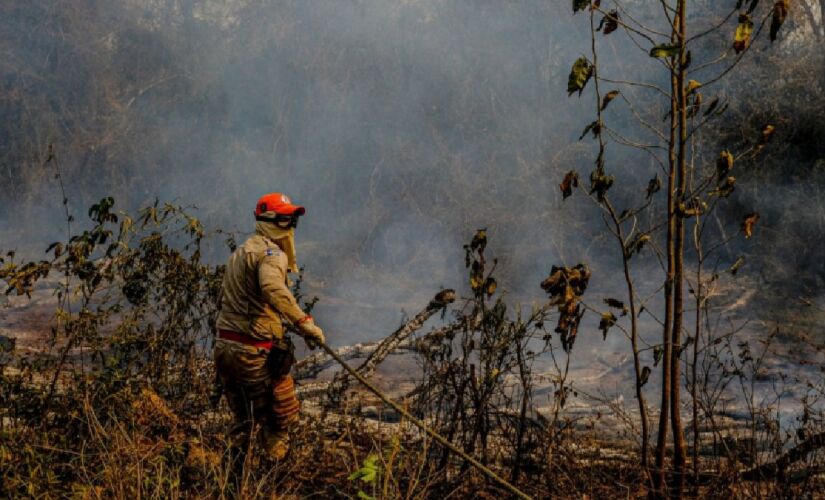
[298,319,325,350]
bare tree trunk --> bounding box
[691,242,703,490]
[670,0,689,496]
[511,334,532,482]
[624,251,650,470]
[654,19,679,496]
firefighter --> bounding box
[214,192,325,463]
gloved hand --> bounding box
[298,320,325,350]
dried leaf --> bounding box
[433,289,456,306]
[678,197,707,217]
[640,366,651,386]
[471,229,487,253]
[573,0,590,13]
[599,312,617,340]
[600,10,619,35]
[716,150,735,181]
[626,233,651,257]
[688,92,703,118]
[484,277,497,297]
[470,261,484,291]
[710,176,736,198]
[742,212,759,238]
[604,298,622,308]
[770,0,789,42]
[729,256,746,275]
[754,124,776,155]
[567,57,594,96]
[734,14,754,54]
[560,170,579,200]
[601,90,620,111]
[761,124,776,142]
[704,96,720,116]
[604,297,629,316]
[45,242,60,256]
[646,174,661,199]
[541,264,590,352]
[589,170,614,201]
[579,120,601,140]
[649,43,681,58]
[686,80,702,94]
[653,346,663,366]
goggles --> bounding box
[256,213,300,229]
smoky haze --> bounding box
[1,0,823,360]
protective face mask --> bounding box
[255,221,299,273]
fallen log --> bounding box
[741,431,825,480]
[293,340,406,381]
[325,289,455,403]
[295,314,480,398]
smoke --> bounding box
[1,0,823,363]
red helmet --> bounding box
[254,193,305,217]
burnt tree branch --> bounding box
[323,289,455,403]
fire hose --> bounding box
[309,336,533,500]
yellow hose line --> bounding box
[313,338,533,500]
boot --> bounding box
[262,428,290,461]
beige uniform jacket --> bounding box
[216,233,306,342]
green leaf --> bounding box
[649,43,681,58]
[357,492,376,500]
[567,57,593,96]
[348,454,381,484]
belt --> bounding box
[218,329,274,350]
